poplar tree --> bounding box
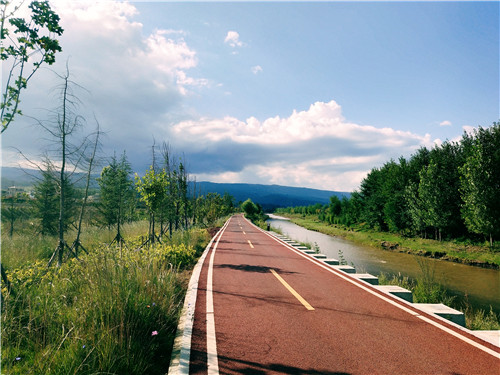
[460,123,500,246]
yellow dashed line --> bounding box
[270,269,315,311]
[247,240,254,248]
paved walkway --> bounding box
[170,215,500,374]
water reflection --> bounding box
[268,215,500,314]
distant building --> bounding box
[6,186,24,196]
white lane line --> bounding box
[206,219,230,374]
[168,223,226,374]
[245,217,500,359]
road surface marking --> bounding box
[247,240,254,248]
[270,269,315,311]
[206,219,230,375]
[243,231,246,235]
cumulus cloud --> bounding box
[439,120,452,126]
[168,100,433,191]
[224,31,244,48]
[2,0,203,169]
[251,65,263,75]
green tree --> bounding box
[221,192,235,216]
[32,166,58,235]
[359,167,388,230]
[1,191,28,237]
[97,152,135,246]
[460,123,500,246]
[418,142,464,241]
[135,166,167,244]
[32,164,77,236]
[241,198,259,218]
[1,0,63,132]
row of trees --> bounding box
[3,148,236,244]
[278,122,500,245]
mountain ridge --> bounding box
[1,167,349,210]
[194,181,350,210]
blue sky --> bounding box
[2,1,498,191]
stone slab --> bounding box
[312,254,327,259]
[329,265,356,274]
[303,250,317,254]
[374,285,413,303]
[414,303,466,327]
[351,273,379,285]
[470,330,500,348]
[323,258,340,266]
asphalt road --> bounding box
[187,215,500,375]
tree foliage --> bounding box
[277,121,500,245]
[32,164,77,236]
[1,0,64,132]
[97,152,135,243]
[460,124,500,245]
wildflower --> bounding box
[147,305,150,308]
[15,357,21,361]
[152,302,156,306]
[82,345,86,349]
[151,330,158,336]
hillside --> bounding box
[194,181,350,211]
[2,167,349,210]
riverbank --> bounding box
[277,214,500,269]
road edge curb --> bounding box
[167,224,225,374]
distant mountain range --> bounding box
[194,181,350,211]
[2,167,349,210]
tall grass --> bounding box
[1,224,209,374]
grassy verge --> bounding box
[1,222,210,374]
[279,214,500,268]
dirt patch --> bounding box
[381,241,400,250]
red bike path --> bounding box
[174,215,500,374]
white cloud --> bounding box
[170,100,433,191]
[439,120,452,126]
[2,0,205,169]
[224,31,244,48]
[173,100,430,147]
[251,65,263,75]
[462,125,476,135]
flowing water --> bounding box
[267,215,500,315]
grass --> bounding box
[281,214,500,268]
[1,221,210,374]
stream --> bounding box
[267,215,500,315]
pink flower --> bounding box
[151,330,158,336]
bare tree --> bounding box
[71,121,101,256]
[26,65,91,266]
